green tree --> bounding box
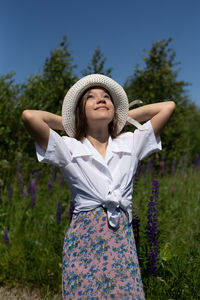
[0,36,77,171]
[0,73,20,157]
[187,103,200,158]
[21,36,77,114]
[124,38,192,161]
[16,36,77,158]
[82,46,112,77]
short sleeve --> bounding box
[133,120,162,161]
[35,129,72,167]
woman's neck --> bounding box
[86,127,109,159]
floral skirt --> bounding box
[62,207,145,300]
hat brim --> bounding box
[62,74,129,137]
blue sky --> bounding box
[1,0,200,106]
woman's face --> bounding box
[83,88,115,127]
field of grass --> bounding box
[0,157,200,299]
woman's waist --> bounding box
[71,197,133,229]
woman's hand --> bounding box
[21,110,64,151]
[128,101,176,137]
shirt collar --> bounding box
[71,134,131,159]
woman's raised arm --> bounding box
[21,110,64,151]
[128,101,176,137]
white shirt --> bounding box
[36,120,161,228]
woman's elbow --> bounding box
[167,101,176,113]
[21,110,34,123]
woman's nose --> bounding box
[97,97,106,103]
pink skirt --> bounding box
[62,207,145,300]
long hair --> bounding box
[74,87,119,140]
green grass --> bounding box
[134,168,200,299]
[0,161,200,299]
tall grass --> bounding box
[134,164,200,299]
[0,163,71,298]
[0,157,200,299]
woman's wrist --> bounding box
[22,110,64,131]
[128,101,175,123]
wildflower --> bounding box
[133,167,140,194]
[3,228,10,245]
[69,200,75,222]
[18,173,23,189]
[152,179,159,203]
[141,162,147,175]
[147,178,159,277]
[30,194,36,209]
[60,174,65,187]
[17,155,22,173]
[147,159,154,173]
[51,166,57,180]
[28,180,37,209]
[132,205,140,252]
[48,177,53,191]
[0,185,2,204]
[22,186,28,197]
[148,244,157,276]
[56,201,62,225]
[7,185,13,205]
[28,179,36,195]
[194,154,200,171]
[33,171,40,181]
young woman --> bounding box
[22,74,175,299]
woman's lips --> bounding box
[95,106,108,110]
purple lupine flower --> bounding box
[28,180,36,195]
[7,185,13,205]
[33,171,40,182]
[3,228,10,245]
[147,159,154,174]
[147,196,158,276]
[0,185,2,204]
[148,244,157,276]
[28,180,37,209]
[48,177,53,191]
[30,195,36,209]
[56,201,62,225]
[141,162,147,175]
[147,178,159,277]
[133,167,140,194]
[194,154,200,171]
[151,179,159,203]
[69,200,75,222]
[60,174,65,187]
[18,173,23,189]
[51,166,57,180]
[132,205,140,253]
[22,186,28,197]
[171,157,177,174]
[17,157,21,173]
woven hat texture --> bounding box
[62,74,129,137]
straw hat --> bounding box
[62,74,143,137]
